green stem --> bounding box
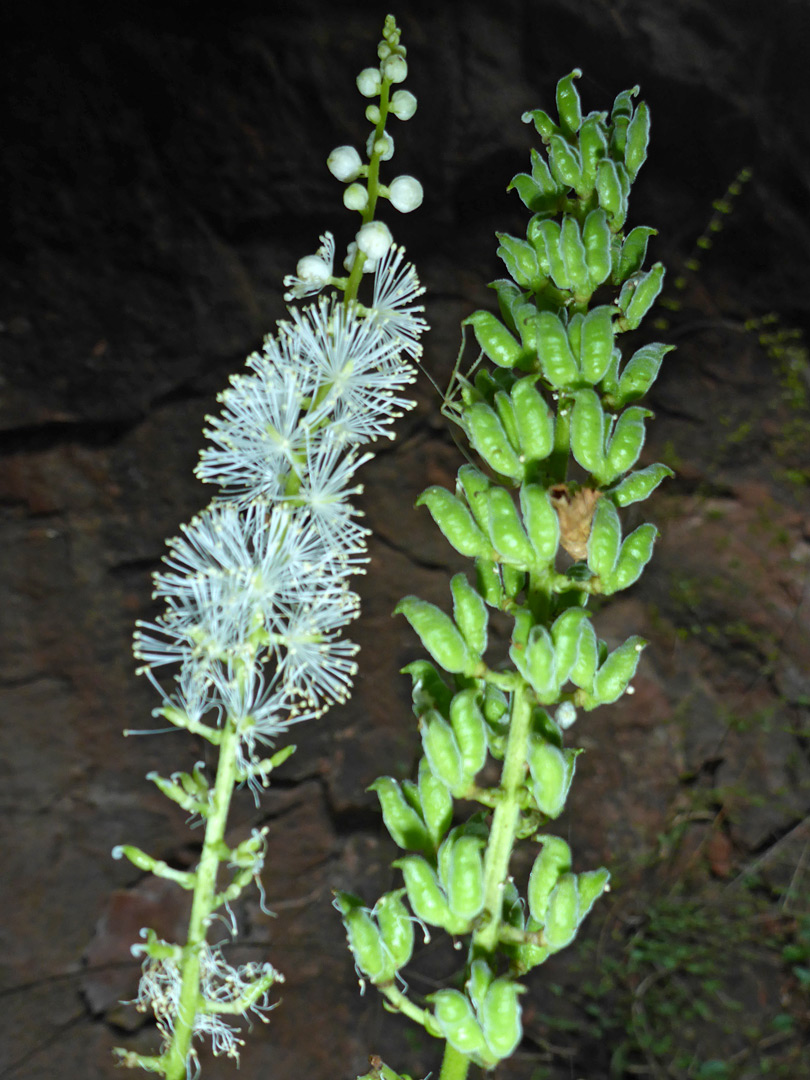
[472,681,533,955]
[438,1040,472,1080]
[162,716,241,1080]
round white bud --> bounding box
[377,42,392,60]
[327,145,363,182]
[343,183,369,211]
[555,702,577,730]
[344,241,378,274]
[294,254,331,288]
[356,220,393,261]
[365,104,381,124]
[356,67,382,98]
[389,89,417,120]
[388,175,424,213]
[381,55,408,83]
[366,129,394,161]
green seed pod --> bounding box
[463,309,523,368]
[595,158,627,228]
[569,617,598,690]
[375,888,415,973]
[559,215,592,299]
[502,559,526,599]
[528,738,577,817]
[576,866,610,922]
[613,342,674,406]
[449,688,488,782]
[465,401,525,481]
[569,389,607,475]
[394,855,455,930]
[440,833,485,922]
[490,277,526,332]
[548,134,585,194]
[530,146,563,193]
[368,776,431,853]
[450,573,489,657]
[466,957,494,1016]
[486,486,536,567]
[610,114,630,159]
[418,756,453,847]
[493,390,521,453]
[402,659,453,719]
[624,100,650,179]
[416,486,491,559]
[511,377,554,468]
[520,483,560,564]
[589,635,646,705]
[395,596,477,676]
[507,172,549,213]
[496,232,543,291]
[475,557,504,608]
[335,892,391,982]
[528,834,573,922]
[611,84,639,122]
[514,625,559,703]
[567,311,584,362]
[579,304,615,384]
[607,462,674,507]
[522,107,562,140]
[530,218,570,291]
[555,68,583,133]
[550,607,592,684]
[582,208,612,289]
[536,310,580,388]
[586,497,622,580]
[603,522,658,593]
[619,262,665,330]
[544,872,580,951]
[457,465,492,531]
[578,111,609,190]
[615,225,657,283]
[481,978,524,1060]
[483,683,509,724]
[430,989,489,1058]
[421,710,465,793]
[513,919,551,975]
[602,406,652,483]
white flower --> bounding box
[327,145,363,181]
[388,175,424,213]
[389,89,417,120]
[133,939,282,1070]
[357,220,393,261]
[344,241,378,274]
[343,183,369,211]
[288,297,418,445]
[366,129,394,161]
[356,66,381,97]
[381,54,408,83]
[367,244,428,359]
[282,232,335,301]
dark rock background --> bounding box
[2,1,810,1078]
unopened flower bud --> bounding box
[357,220,393,261]
[382,55,408,83]
[366,130,394,161]
[343,183,369,211]
[295,254,331,287]
[365,104,381,124]
[356,67,382,98]
[388,175,424,213]
[344,241,377,274]
[390,89,417,120]
[327,145,363,182]
[378,42,392,60]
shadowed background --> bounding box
[2,1,810,1077]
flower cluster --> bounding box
[132,17,426,766]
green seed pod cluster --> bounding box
[344,69,673,1075]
